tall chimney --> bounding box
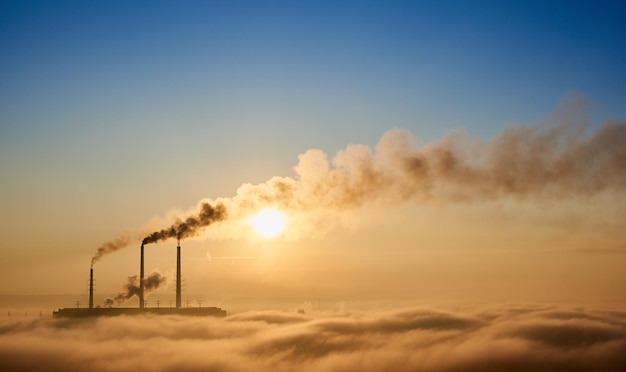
[140,243,145,309]
[89,268,94,309]
[176,240,181,308]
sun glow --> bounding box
[247,208,288,238]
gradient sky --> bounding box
[1,0,625,304]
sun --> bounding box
[247,207,288,238]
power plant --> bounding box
[53,242,226,318]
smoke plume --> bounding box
[91,98,626,258]
[142,202,227,245]
[102,271,167,307]
[90,202,226,266]
[91,233,132,268]
[222,121,626,215]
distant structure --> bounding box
[89,268,94,309]
[140,242,145,308]
[53,241,226,318]
[176,240,182,308]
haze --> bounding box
[1,1,625,370]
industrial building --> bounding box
[53,241,226,318]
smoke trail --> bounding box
[142,202,227,245]
[102,271,167,307]
[220,119,625,215]
[90,202,226,265]
[91,98,626,256]
[91,233,132,268]
[382,120,626,201]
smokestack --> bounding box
[89,268,94,309]
[140,242,145,309]
[176,239,181,308]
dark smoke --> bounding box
[256,121,626,211]
[102,271,167,307]
[90,202,226,266]
[90,98,626,256]
[214,98,625,224]
[91,233,131,268]
[142,202,227,245]
[395,121,626,201]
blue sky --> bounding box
[3,1,625,144]
[1,1,625,294]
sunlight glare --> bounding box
[247,207,288,238]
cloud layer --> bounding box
[1,304,625,371]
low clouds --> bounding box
[1,304,625,371]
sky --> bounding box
[2,1,626,370]
[1,0,626,309]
